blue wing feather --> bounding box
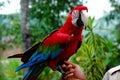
[15,43,64,80]
[51,48,63,59]
[15,44,63,72]
[15,50,50,71]
[23,62,46,80]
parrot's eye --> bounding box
[72,10,79,19]
[71,10,79,26]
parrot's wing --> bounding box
[16,43,64,80]
[8,30,58,63]
[8,29,71,63]
[21,42,42,63]
[15,42,64,72]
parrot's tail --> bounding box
[8,53,23,58]
[23,63,46,80]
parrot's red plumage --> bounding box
[8,5,88,80]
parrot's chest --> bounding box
[68,27,82,37]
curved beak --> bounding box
[81,10,89,29]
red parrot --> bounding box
[8,6,88,80]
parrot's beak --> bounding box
[81,10,89,29]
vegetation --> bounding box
[0,0,120,80]
[70,17,118,80]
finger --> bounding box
[62,68,74,76]
[62,64,66,68]
[64,73,74,79]
[62,64,68,71]
[64,61,77,68]
[67,64,73,68]
[65,69,74,75]
[62,63,73,71]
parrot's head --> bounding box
[70,6,88,28]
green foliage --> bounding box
[30,0,83,27]
[70,17,119,80]
[102,0,120,52]
[30,18,53,42]
[109,2,120,52]
[99,0,120,70]
[0,14,22,45]
[38,67,61,80]
[0,59,23,80]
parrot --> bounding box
[8,5,89,80]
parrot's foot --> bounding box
[56,65,65,74]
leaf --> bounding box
[5,70,16,78]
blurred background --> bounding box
[0,0,120,80]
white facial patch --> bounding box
[72,10,79,26]
[81,10,89,26]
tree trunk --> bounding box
[20,0,31,51]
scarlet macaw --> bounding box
[8,6,88,80]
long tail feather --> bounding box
[16,53,46,72]
[23,63,46,80]
[15,61,36,72]
[8,54,23,58]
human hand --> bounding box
[62,61,86,80]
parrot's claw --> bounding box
[56,65,65,74]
